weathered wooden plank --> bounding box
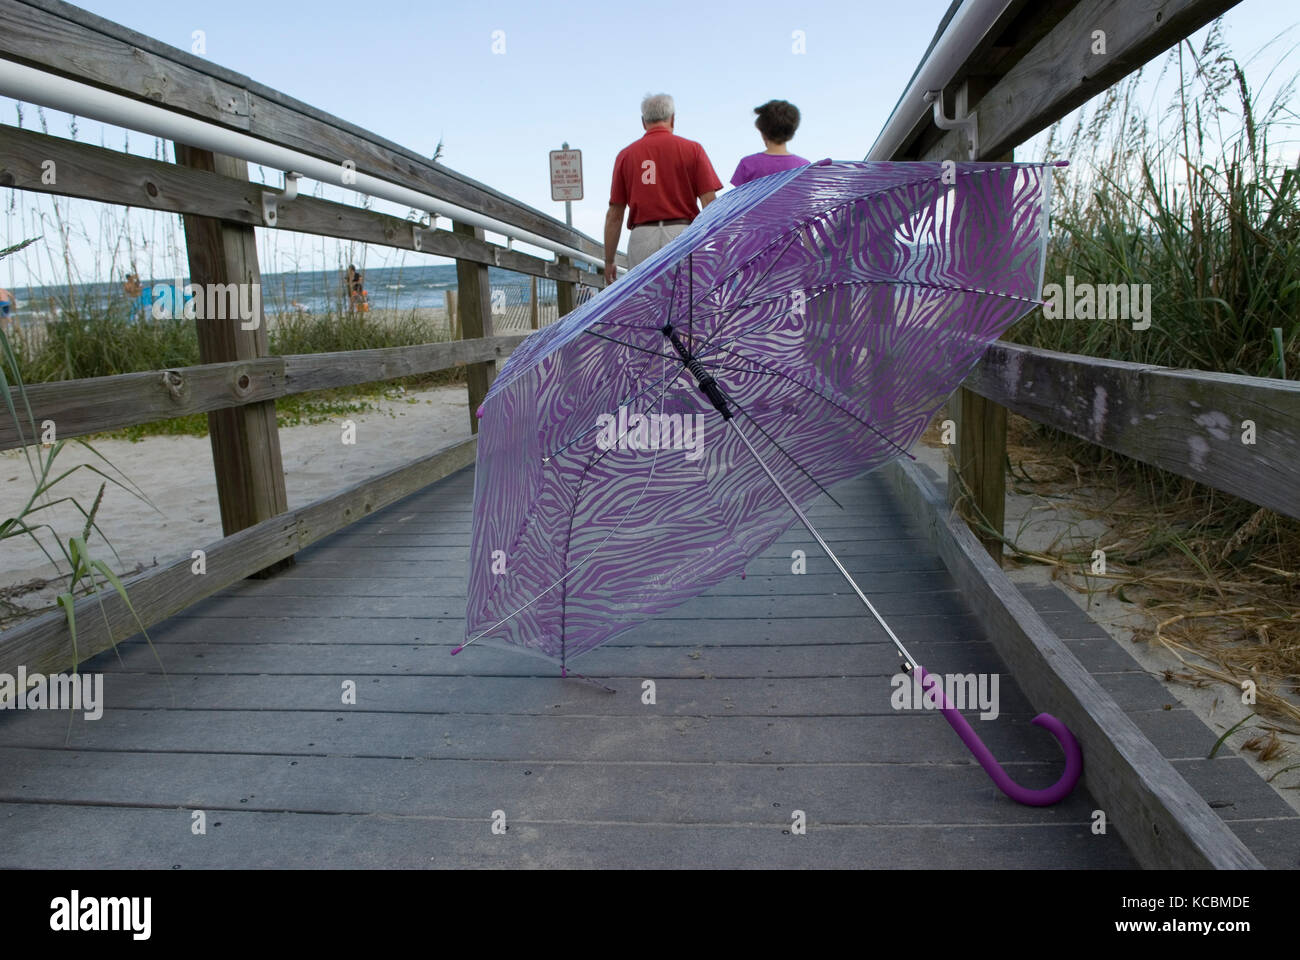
[0,338,520,450]
[886,457,1263,869]
[556,255,576,318]
[454,221,496,435]
[177,591,966,622]
[0,804,1131,870]
[176,145,289,561]
[0,748,1095,826]
[0,706,1091,765]
[943,142,1011,564]
[135,614,992,651]
[948,388,1008,562]
[10,0,613,260]
[0,439,477,677]
[0,126,602,285]
[272,554,949,582]
[918,0,1243,161]
[965,342,1300,519]
[0,358,282,449]
[281,336,523,394]
[53,672,1034,716]
[0,0,252,129]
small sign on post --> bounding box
[549,147,583,202]
[551,143,582,229]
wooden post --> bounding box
[948,390,1008,563]
[452,221,495,434]
[445,289,459,340]
[556,256,576,318]
[175,145,291,574]
[529,276,539,330]
[943,92,1010,565]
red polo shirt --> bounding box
[610,127,723,229]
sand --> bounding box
[0,383,473,618]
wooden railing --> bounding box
[0,0,620,674]
[965,342,1300,522]
[877,0,1292,871]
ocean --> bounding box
[6,263,552,317]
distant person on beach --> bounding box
[346,263,369,312]
[731,100,810,187]
[0,287,14,325]
[605,93,723,282]
[123,273,153,321]
[123,272,144,318]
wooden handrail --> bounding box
[0,126,607,286]
[963,342,1300,521]
[0,336,525,450]
[1,0,614,260]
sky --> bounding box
[3,0,1299,288]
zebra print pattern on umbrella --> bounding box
[466,160,1056,664]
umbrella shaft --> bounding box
[663,325,733,419]
[726,418,919,671]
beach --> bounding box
[0,382,474,621]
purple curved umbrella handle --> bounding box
[918,668,1082,807]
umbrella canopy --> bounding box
[466,159,1055,665]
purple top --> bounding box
[730,152,810,186]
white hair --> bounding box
[641,93,675,124]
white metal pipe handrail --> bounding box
[866,0,1017,161]
[0,58,606,271]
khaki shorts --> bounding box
[627,221,689,269]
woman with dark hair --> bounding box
[730,99,810,187]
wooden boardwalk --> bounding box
[0,465,1134,868]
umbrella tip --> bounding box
[475,405,485,419]
[1054,160,1070,168]
[451,644,464,656]
[814,158,833,167]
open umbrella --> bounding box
[458,159,1082,806]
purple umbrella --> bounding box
[458,159,1082,806]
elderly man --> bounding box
[605,94,722,283]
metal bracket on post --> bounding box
[413,223,424,251]
[261,171,300,227]
[924,90,978,160]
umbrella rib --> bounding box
[541,360,688,460]
[687,232,800,341]
[717,387,845,511]
[460,358,680,654]
[726,415,918,670]
[581,328,681,361]
[702,339,916,463]
[579,328,776,377]
[684,161,1046,311]
[690,276,1040,340]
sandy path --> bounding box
[1,384,471,614]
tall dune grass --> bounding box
[1021,24,1299,378]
